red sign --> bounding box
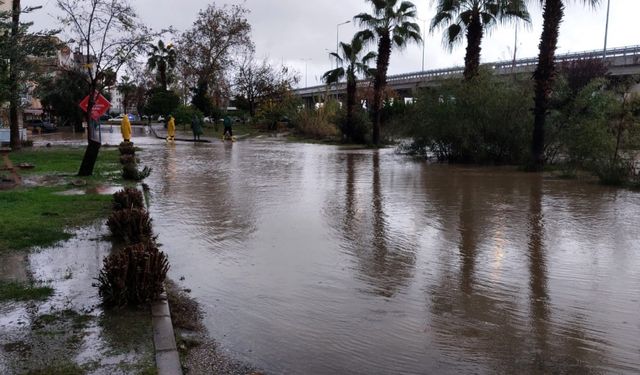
[79,91,111,120]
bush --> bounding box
[593,159,633,186]
[119,154,136,165]
[293,98,340,140]
[112,188,144,211]
[107,208,154,244]
[122,164,151,181]
[173,104,203,128]
[118,142,136,156]
[97,242,169,307]
[404,70,533,164]
[336,108,371,144]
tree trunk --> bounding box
[345,70,357,142]
[160,67,167,92]
[78,139,101,176]
[78,91,101,176]
[463,11,483,81]
[532,0,564,170]
[9,0,21,150]
[372,33,391,146]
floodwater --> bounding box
[134,137,640,374]
[18,129,640,373]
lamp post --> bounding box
[419,18,427,71]
[603,0,611,59]
[302,58,311,87]
[336,20,351,58]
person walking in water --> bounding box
[121,114,132,143]
[167,115,176,143]
[191,115,203,141]
[223,115,233,139]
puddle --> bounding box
[0,223,154,374]
[54,186,124,196]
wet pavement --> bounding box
[7,131,640,374]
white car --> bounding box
[157,115,165,122]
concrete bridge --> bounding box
[294,45,640,101]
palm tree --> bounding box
[531,0,600,169]
[354,0,421,146]
[147,40,176,91]
[430,0,530,80]
[322,35,377,142]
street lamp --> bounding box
[419,18,427,71]
[603,0,611,59]
[301,58,312,87]
[336,20,351,67]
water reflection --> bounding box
[137,139,640,374]
[331,151,416,298]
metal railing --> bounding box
[295,45,640,95]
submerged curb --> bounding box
[152,292,183,375]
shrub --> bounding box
[173,104,203,128]
[404,70,533,164]
[97,242,169,307]
[107,208,154,244]
[336,108,371,144]
[122,164,152,181]
[593,159,633,186]
[293,98,340,140]
[118,142,136,156]
[112,188,144,211]
[119,154,136,165]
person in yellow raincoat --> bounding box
[121,114,132,142]
[167,115,176,142]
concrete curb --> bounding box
[152,292,183,375]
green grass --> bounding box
[1,147,121,253]
[10,147,120,182]
[0,187,112,252]
[0,281,53,302]
[26,361,85,375]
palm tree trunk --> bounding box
[372,33,391,146]
[346,72,357,142]
[532,0,564,170]
[9,0,21,150]
[160,67,167,91]
[463,11,483,81]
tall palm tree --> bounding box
[322,35,377,142]
[355,0,421,146]
[430,0,530,80]
[531,0,600,169]
[147,40,176,91]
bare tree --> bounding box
[177,4,253,104]
[234,55,299,117]
[57,0,156,176]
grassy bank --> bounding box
[10,146,120,181]
[0,281,53,302]
[0,187,112,252]
[0,147,121,253]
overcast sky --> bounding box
[26,0,638,88]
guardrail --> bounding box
[295,45,640,95]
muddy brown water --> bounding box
[22,132,640,374]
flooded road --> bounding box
[34,131,640,374]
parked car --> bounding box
[157,115,165,122]
[27,119,57,132]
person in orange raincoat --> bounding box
[167,115,176,142]
[121,114,132,142]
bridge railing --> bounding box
[295,45,640,95]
